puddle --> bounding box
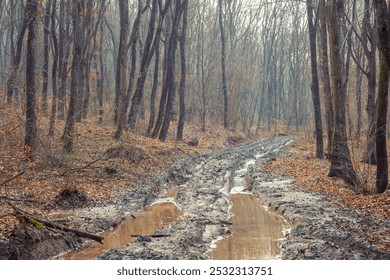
[63,202,181,260]
[210,153,290,260]
[209,194,289,260]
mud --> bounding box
[251,172,390,259]
[0,223,82,260]
[64,202,181,260]
[97,135,294,260]
[209,194,289,260]
[2,135,389,260]
[54,189,90,209]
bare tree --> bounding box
[373,0,390,193]
[327,0,359,188]
[318,0,334,155]
[48,0,58,136]
[306,0,324,158]
[158,0,184,141]
[24,0,38,160]
[177,0,188,141]
[219,0,228,129]
[62,0,84,153]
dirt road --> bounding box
[97,135,389,260]
[2,135,389,260]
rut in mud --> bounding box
[95,134,389,260]
[3,135,389,260]
[62,135,292,260]
[94,135,293,260]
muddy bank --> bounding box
[251,171,390,260]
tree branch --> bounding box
[0,171,25,187]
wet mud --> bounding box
[209,194,289,260]
[3,135,388,260]
[63,202,181,260]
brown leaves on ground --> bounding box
[265,138,390,216]
[264,136,390,253]
[0,107,249,238]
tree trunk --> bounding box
[376,53,389,193]
[114,0,144,139]
[373,0,390,193]
[146,0,170,135]
[62,0,83,153]
[219,0,228,129]
[159,0,183,141]
[318,0,334,156]
[48,0,58,136]
[97,17,105,124]
[24,0,38,161]
[327,0,359,189]
[306,0,324,159]
[177,0,188,142]
[114,0,129,126]
[57,0,71,120]
[128,0,159,131]
[146,0,167,136]
[362,0,378,164]
[152,5,172,138]
[6,10,27,105]
[41,0,52,115]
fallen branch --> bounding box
[220,220,233,226]
[9,203,104,243]
[60,156,112,176]
[131,234,171,238]
[0,196,36,202]
[0,171,25,187]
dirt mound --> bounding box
[104,146,146,162]
[54,189,89,209]
[0,222,81,260]
[226,135,245,145]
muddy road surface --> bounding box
[61,135,293,260]
[3,135,389,260]
[64,135,390,260]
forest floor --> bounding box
[0,109,389,259]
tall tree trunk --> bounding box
[362,0,378,164]
[57,0,71,120]
[147,1,169,135]
[48,0,58,136]
[114,0,129,125]
[219,0,228,129]
[306,0,324,159]
[97,17,105,124]
[41,0,52,115]
[177,0,188,142]
[6,9,27,104]
[373,0,390,193]
[128,0,159,131]
[115,0,146,139]
[318,0,334,156]
[159,0,183,141]
[327,0,359,189]
[376,53,389,193]
[62,0,83,153]
[24,0,38,161]
[152,5,172,138]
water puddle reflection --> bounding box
[209,194,289,260]
[63,202,181,260]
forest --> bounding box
[0,0,389,260]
